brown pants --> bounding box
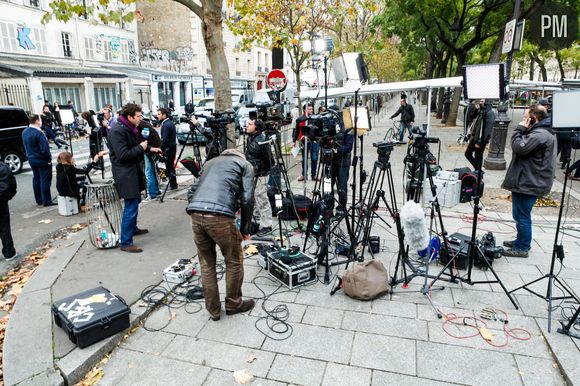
[190,212,244,317]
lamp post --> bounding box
[303,36,333,107]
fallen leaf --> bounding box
[38,219,53,224]
[233,369,254,384]
[246,353,257,363]
[8,286,22,297]
[244,245,259,255]
[479,327,494,342]
[128,363,134,369]
[170,312,176,320]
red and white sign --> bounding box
[502,19,516,54]
[266,69,288,91]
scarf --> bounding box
[118,115,139,138]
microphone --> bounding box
[400,201,429,252]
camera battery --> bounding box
[267,250,317,289]
[368,236,381,254]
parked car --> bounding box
[195,98,215,116]
[177,115,208,145]
[232,89,254,111]
[0,106,29,174]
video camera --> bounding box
[246,101,285,134]
[297,110,340,142]
[373,141,394,163]
[411,124,439,146]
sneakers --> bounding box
[143,196,159,202]
[210,314,221,321]
[502,240,531,250]
[134,228,149,236]
[226,299,255,315]
[502,249,529,258]
[297,175,305,181]
[120,245,143,253]
[256,227,273,236]
[5,253,18,261]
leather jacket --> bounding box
[246,131,274,177]
[186,150,255,233]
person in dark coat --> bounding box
[41,105,62,149]
[464,99,495,171]
[22,114,54,206]
[138,120,163,200]
[185,100,195,116]
[389,97,415,142]
[56,150,106,207]
[0,160,17,261]
[108,103,161,253]
[157,107,178,190]
[332,127,354,212]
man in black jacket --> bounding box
[186,149,255,321]
[108,103,161,253]
[185,100,195,116]
[464,99,494,171]
[157,108,178,190]
[245,119,274,235]
[390,97,415,142]
[0,161,17,261]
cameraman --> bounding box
[81,111,108,168]
[245,119,274,235]
[390,96,415,142]
[464,99,494,171]
[332,125,354,213]
[293,103,318,181]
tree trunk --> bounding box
[529,54,535,80]
[539,62,548,81]
[488,35,503,63]
[436,87,445,119]
[201,2,234,147]
[555,51,565,81]
[445,53,465,127]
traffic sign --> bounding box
[502,19,516,54]
[266,69,288,92]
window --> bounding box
[235,57,240,76]
[0,22,47,55]
[120,41,129,63]
[61,32,73,57]
[265,53,269,72]
[23,0,40,8]
[84,37,94,60]
[104,41,112,61]
[43,86,81,110]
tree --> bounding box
[44,0,236,147]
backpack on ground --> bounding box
[454,167,484,203]
[0,161,17,201]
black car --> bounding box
[0,106,29,174]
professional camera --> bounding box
[411,124,439,144]
[373,141,394,163]
[204,110,235,129]
[475,231,503,269]
[299,111,339,141]
[96,112,105,125]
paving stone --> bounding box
[416,340,521,385]
[144,304,210,337]
[243,278,299,303]
[321,363,371,386]
[161,335,275,377]
[371,370,459,385]
[122,329,176,355]
[389,283,456,308]
[198,313,266,349]
[250,299,307,323]
[350,332,415,375]
[538,323,580,385]
[261,323,353,364]
[99,348,211,386]
[301,305,344,328]
[451,287,524,314]
[293,289,373,313]
[417,304,475,321]
[514,294,554,318]
[3,289,53,386]
[202,368,286,386]
[342,310,428,340]
[371,299,417,319]
[514,355,565,385]
[266,354,325,386]
[493,262,542,275]
[15,369,64,386]
[426,319,551,359]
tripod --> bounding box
[509,156,580,332]
[430,109,519,310]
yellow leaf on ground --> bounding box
[233,369,254,384]
[38,219,53,224]
[244,245,259,255]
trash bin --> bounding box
[86,181,122,249]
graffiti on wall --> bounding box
[17,27,36,50]
[140,46,194,73]
[128,40,138,64]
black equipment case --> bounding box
[439,232,471,270]
[52,286,131,348]
[267,250,317,289]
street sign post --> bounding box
[502,19,517,54]
[266,69,288,92]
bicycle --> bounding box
[383,119,403,143]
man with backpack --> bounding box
[0,160,17,261]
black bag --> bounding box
[52,286,131,348]
[279,194,312,220]
[454,168,484,203]
[0,161,17,201]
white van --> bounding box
[232,89,254,110]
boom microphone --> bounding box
[400,201,429,252]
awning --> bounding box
[0,60,127,79]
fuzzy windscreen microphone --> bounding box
[400,201,429,252]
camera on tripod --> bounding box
[203,110,235,129]
[299,111,339,141]
[373,141,394,163]
[411,124,439,145]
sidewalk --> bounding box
[3,98,580,386]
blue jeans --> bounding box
[144,155,160,198]
[399,121,411,142]
[511,192,537,251]
[120,198,140,246]
[301,140,318,178]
